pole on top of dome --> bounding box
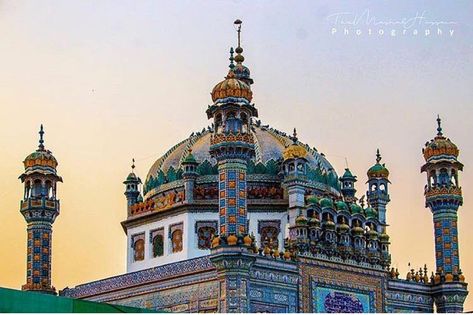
[376,148,381,164]
[234,19,242,47]
[437,114,443,136]
[131,158,136,173]
[229,47,235,69]
[291,128,298,143]
[38,124,45,151]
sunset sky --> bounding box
[0,0,472,310]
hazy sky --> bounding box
[0,0,472,310]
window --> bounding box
[150,228,164,258]
[169,222,184,253]
[258,220,280,248]
[171,230,183,253]
[132,234,145,262]
[195,221,218,250]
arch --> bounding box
[33,179,42,197]
[133,239,145,261]
[171,229,183,253]
[152,234,164,257]
[197,226,216,250]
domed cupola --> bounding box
[211,69,253,104]
[23,125,59,174]
[422,115,459,163]
[364,205,378,219]
[320,197,334,210]
[367,151,390,179]
[335,200,348,212]
[350,203,363,215]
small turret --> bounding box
[182,149,199,203]
[124,159,142,216]
[366,149,390,224]
[340,168,357,202]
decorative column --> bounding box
[182,149,199,203]
[282,128,308,240]
[421,116,468,313]
[208,19,258,313]
[366,149,390,225]
[19,125,62,294]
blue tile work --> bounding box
[249,285,298,313]
[312,283,374,313]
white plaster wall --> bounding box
[247,211,288,251]
[126,210,288,273]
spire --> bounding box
[436,114,443,136]
[376,148,381,164]
[229,47,235,69]
[291,128,298,143]
[38,124,45,151]
[234,19,244,64]
[131,158,135,173]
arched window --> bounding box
[197,226,216,249]
[258,221,280,248]
[33,179,42,198]
[171,229,183,253]
[134,239,145,261]
[439,168,449,186]
[152,235,164,257]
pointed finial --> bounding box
[292,128,298,143]
[38,124,45,150]
[234,19,245,63]
[376,148,381,164]
[436,114,443,136]
[229,47,235,69]
[131,158,136,173]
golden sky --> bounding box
[0,0,472,311]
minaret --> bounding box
[366,149,390,225]
[421,116,468,313]
[19,125,62,294]
[340,168,357,203]
[208,19,257,313]
[123,159,142,216]
[182,149,199,203]
[282,128,309,241]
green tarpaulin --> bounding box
[0,287,156,313]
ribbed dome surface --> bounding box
[145,125,339,197]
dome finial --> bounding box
[436,114,443,136]
[38,124,45,151]
[229,47,235,69]
[376,148,381,164]
[131,158,136,173]
[291,128,298,143]
[234,19,245,64]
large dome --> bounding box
[144,125,340,198]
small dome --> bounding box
[295,214,308,226]
[182,150,197,164]
[283,143,308,161]
[308,215,320,226]
[211,70,252,103]
[350,203,363,215]
[320,197,334,209]
[306,195,320,205]
[341,168,356,180]
[423,136,459,162]
[337,222,350,233]
[24,150,58,169]
[379,231,390,242]
[352,225,364,236]
[322,219,336,231]
[126,172,139,181]
[335,200,348,211]
[367,149,389,179]
[367,228,378,240]
[423,116,459,162]
[364,206,378,219]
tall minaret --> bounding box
[421,116,468,313]
[19,125,62,294]
[208,20,257,313]
[123,158,142,216]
